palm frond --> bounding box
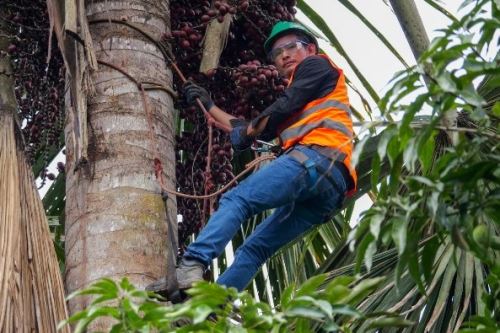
[337,0,410,68]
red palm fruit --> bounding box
[206,68,217,77]
[7,44,17,54]
[172,30,186,38]
[248,64,258,72]
[239,1,249,11]
[161,31,172,40]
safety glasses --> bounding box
[268,40,308,62]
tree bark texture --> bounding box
[64,0,176,318]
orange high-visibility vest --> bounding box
[278,54,357,189]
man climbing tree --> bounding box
[148,21,356,297]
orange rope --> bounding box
[157,154,275,200]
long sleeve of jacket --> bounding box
[254,55,340,142]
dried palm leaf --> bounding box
[0,54,69,332]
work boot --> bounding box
[176,258,205,289]
[145,258,205,297]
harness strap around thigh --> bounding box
[288,149,317,191]
[288,148,346,195]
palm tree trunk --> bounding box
[389,0,457,142]
[388,0,430,60]
[63,0,176,321]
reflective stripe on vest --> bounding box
[280,118,352,143]
[296,99,352,118]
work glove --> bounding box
[183,81,214,110]
[229,119,253,152]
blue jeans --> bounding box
[183,145,348,291]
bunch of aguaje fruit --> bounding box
[170,0,297,247]
[1,0,66,182]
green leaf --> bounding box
[377,126,395,161]
[370,154,381,194]
[492,101,500,116]
[312,299,334,318]
[280,284,295,309]
[120,277,134,291]
[341,277,385,305]
[193,304,213,324]
[461,85,485,107]
[417,131,435,174]
[407,241,425,294]
[391,218,407,255]
[435,72,458,93]
[330,304,362,318]
[87,305,120,319]
[403,137,418,172]
[388,154,403,194]
[351,135,369,167]
[286,306,325,320]
[355,233,375,273]
[421,238,439,285]
[322,321,341,332]
[386,135,401,167]
[296,274,327,297]
[442,161,495,184]
[400,94,429,134]
[369,213,384,239]
[367,316,414,329]
[364,241,377,272]
[325,285,351,305]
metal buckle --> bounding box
[251,140,280,153]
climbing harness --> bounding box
[287,145,353,195]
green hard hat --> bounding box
[264,21,318,54]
